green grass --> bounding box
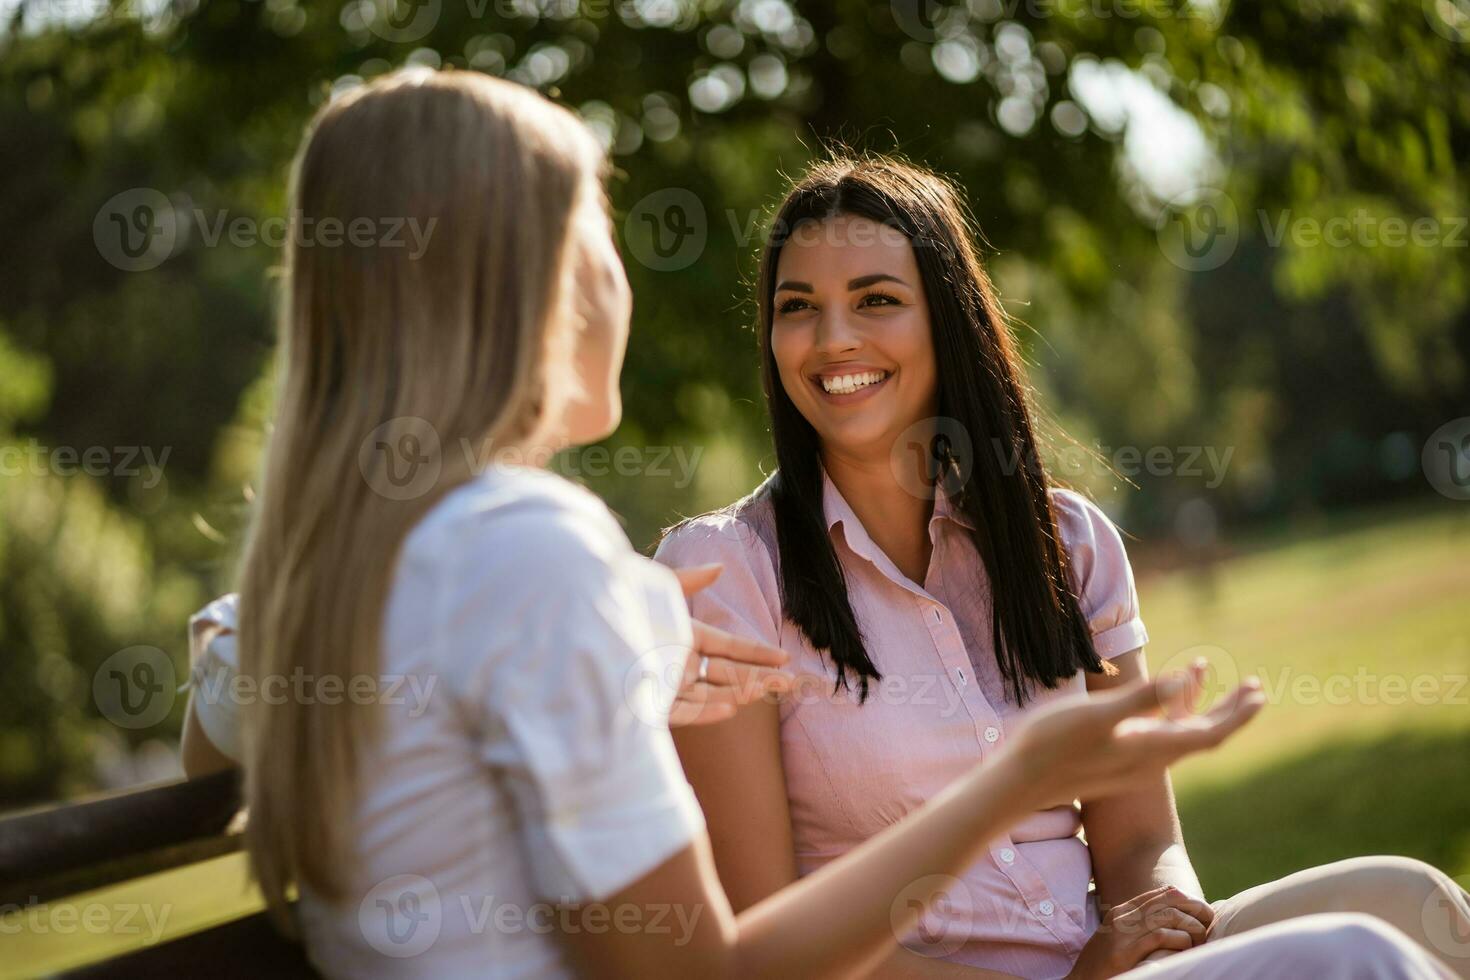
[1139,502,1470,898]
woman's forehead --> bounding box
[777,215,917,278]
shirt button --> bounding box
[999,847,1015,865]
[1039,900,1055,916]
[983,726,1000,743]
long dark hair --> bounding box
[757,154,1103,705]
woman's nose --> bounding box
[813,310,862,355]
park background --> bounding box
[1,0,1468,909]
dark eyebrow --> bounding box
[775,280,812,293]
[848,273,907,290]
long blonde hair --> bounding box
[236,68,602,919]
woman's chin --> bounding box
[811,416,902,461]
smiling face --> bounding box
[770,214,939,462]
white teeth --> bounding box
[820,371,887,394]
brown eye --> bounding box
[858,291,900,307]
[777,297,811,314]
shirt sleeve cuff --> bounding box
[1092,618,1149,660]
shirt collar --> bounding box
[820,468,976,534]
[819,466,976,568]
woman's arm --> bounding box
[674,695,998,978]
[181,697,235,777]
[559,672,1261,980]
[1081,650,1205,906]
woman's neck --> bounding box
[821,447,936,587]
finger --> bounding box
[1137,901,1208,944]
[1153,889,1215,929]
[674,563,723,598]
[1135,927,1195,956]
[1093,672,1190,726]
[1202,677,1264,726]
[692,620,789,668]
[668,693,737,728]
[1106,885,1172,921]
[697,659,794,698]
[1131,683,1265,757]
[1165,659,1207,720]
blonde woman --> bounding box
[179,69,1448,980]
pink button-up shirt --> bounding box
[656,475,1147,979]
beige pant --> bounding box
[1123,856,1470,979]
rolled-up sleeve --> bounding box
[1052,489,1149,660]
[187,593,244,763]
[441,507,705,903]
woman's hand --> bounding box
[1066,885,1215,979]
[1006,666,1264,811]
[668,564,794,727]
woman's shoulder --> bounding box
[655,480,778,571]
[1047,485,1140,593]
[407,464,630,569]
[1048,486,1126,552]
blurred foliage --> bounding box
[0,0,1467,806]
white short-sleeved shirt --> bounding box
[188,466,705,979]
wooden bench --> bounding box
[0,771,318,977]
